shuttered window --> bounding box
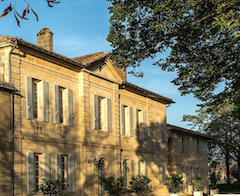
[145,161,148,177]
[143,111,147,139]
[136,109,140,139]
[54,85,73,126]
[162,166,165,184]
[55,154,76,192]
[180,135,184,153]
[27,152,34,194]
[161,124,165,143]
[137,160,141,176]
[69,155,76,192]
[93,94,112,132]
[26,76,49,122]
[135,109,147,139]
[120,105,133,137]
[27,153,42,194]
[33,80,38,119]
[185,136,188,154]
[44,153,51,181]
[199,139,202,155]
[43,81,49,122]
[131,160,134,178]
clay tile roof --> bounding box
[72,52,108,66]
[72,52,127,81]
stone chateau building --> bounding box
[0,27,211,196]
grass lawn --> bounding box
[217,181,240,193]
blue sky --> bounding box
[0,0,201,129]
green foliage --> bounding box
[33,178,68,196]
[99,174,151,195]
[165,173,184,193]
[192,176,203,191]
[129,175,152,194]
[107,0,240,114]
[209,172,220,189]
[99,175,126,196]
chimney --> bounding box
[37,27,53,51]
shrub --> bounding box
[33,178,68,196]
[192,175,202,191]
[209,172,220,189]
[99,175,126,196]
[165,173,184,193]
[129,175,152,195]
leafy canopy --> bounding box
[107,0,240,114]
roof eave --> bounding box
[15,39,84,71]
[120,82,175,105]
[167,124,212,139]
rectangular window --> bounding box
[61,155,67,179]
[181,136,184,153]
[120,105,133,136]
[59,87,64,123]
[54,85,74,126]
[136,109,140,138]
[162,166,165,184]
[135,109,147,139]
[197,139,199,154]
[26,76,49,122]
[33,80,38,119]
[35,154,40,189]
[93,94,112,132]
[99,97,103,130]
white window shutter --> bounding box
[93,94,99,130]
[180,135,183,153]
[131,160,134,178]
[186,167,188,191]
[120,104,125,135]
[185,136,188,154]
[200,168,202,180]
[44,153,51,180]
[107,98,112,132]
[161,124,165,143]
[43,81,49,122]
[143,111,147,139]
[135,109,139,139]
[145,161,148,177]
[129,107,133,137]
[137,160,140,176]
[53,85,60,124]
[26,76,33,119]
[55,154,61,180]
[199,139,202,155]
[27,152,34,194]
[69,155,76,192]
[196,139,198,154]
[162,166,165,184]
[68,88,74,126]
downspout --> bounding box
[9,39,17,196]
[11,92,15,196]
[9,39,18,84]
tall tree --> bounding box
[0,0,59,26]
[183,106,240,191]
[107,0,240,114]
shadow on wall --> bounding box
[0,90,12,194]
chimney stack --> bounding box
[37,27,53,51]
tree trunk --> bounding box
[226,153,231,191]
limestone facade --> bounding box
[0,28,210,196]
